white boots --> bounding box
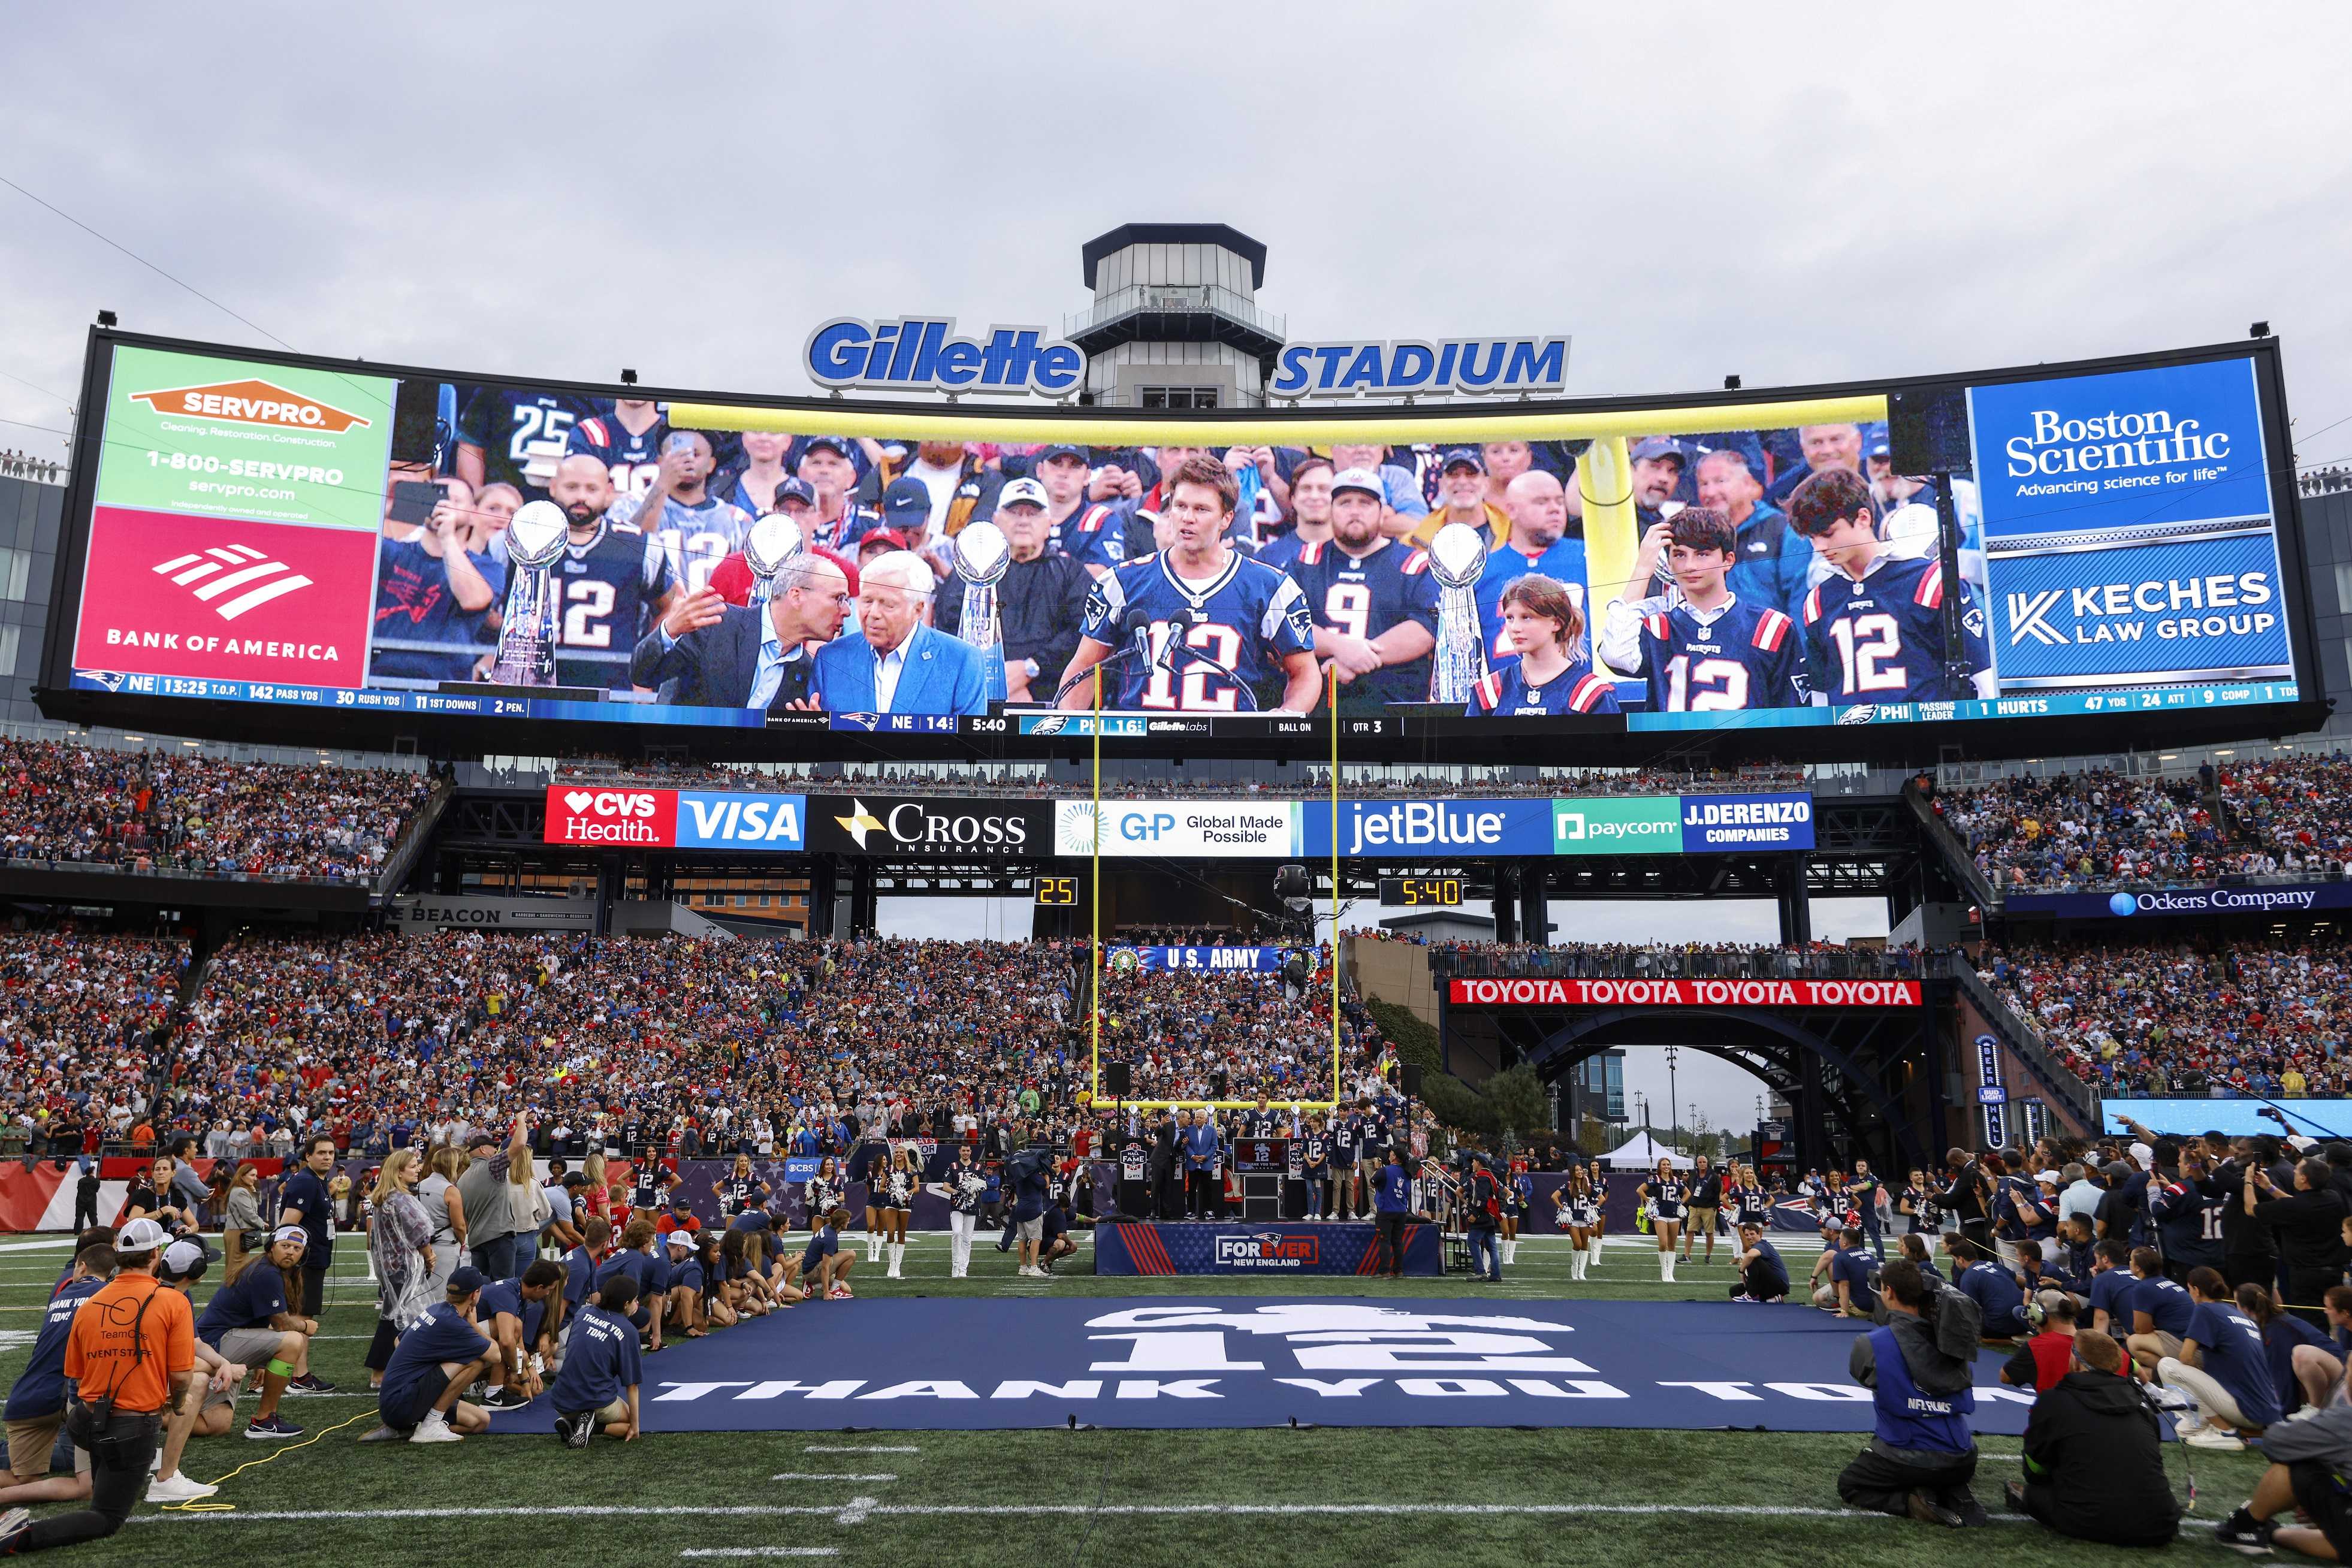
[1568,1244,1587,1281]
[1659,1250,1675,1282]
[887,1243,904,1279]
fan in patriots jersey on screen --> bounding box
[1597,506,1808,711]
[1788,468,1994,705]
[1467,573,1619,717]
[1287,469,1439,708]
[545,454,677,691]
[567,399,669,502]
[1057,455,1321,714]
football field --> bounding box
[0,1231,2250,1566]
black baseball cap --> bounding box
[1038,444,1088,465]
[800,436,856,460]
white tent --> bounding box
[1602,1132,1692,1170]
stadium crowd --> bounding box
[0,930,188,1158]
[0,739,436,884]
[1980,935,2352,1099]
[1933,752,2352,892]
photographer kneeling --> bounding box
[1838,1258,1989,1528]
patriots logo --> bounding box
[1962,606,1986,638]
[83,670,128,693]
[1835,704,1879,725]
[837,712,881,731]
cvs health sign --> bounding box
[544,786,677,846]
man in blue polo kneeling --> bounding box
[1840,1258,1989,1528]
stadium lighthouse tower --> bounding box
[1065,223,1283,409]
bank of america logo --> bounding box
[150,544,313,620]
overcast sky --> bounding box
[3,5,2341,1123]
[5,5,2351,466]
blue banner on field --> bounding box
[781,1156,819,1183]
[484,1297,2036,1434]
[1678,793,1815,852]
[2005,881,2352,919]
[1108,946,1290,973]
[1096,1222,1441,1276]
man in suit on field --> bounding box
[629,552,854,709]
[813,550,990,717]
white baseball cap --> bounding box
[997,478,1049,510]
[115,1217,170,1253]
[1329,467,1385,501]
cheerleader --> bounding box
[1638,1157,1687,1282]
[802,1156,841,1235]
[1581,1155,1608,1276]
[927,1148,988,1279]
[713,1153,768,1222]
[881,1148,917,1277]
[1732,1164,1773,1233]
[856,1128,892,1262]
[718,1229,766,1318]
[1561,1167,1601,1280]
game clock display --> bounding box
[1377,875,1465,907]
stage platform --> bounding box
[1095,1221,1443,1276]
[485,1298,2037,1434]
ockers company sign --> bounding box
[1448,977,1922,1008]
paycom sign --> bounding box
[1967,358,2293,690]
[1551,797,1680,855]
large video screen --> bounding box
[50,336,2306,748]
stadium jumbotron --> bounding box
[4,14,2352,1561]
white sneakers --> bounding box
[410,1411,463,1444]
[1018,1264,1051,1278]
[146,1472,219,1504]
[2184,1426,2246,1451]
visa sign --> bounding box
[804,318,1085,396]
[675,790,806,850]
[1269,336,1569,399]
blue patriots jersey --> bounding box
[1252,530,1309,575]
[458,387,599,500]
[1800,552,1991,705]
[1077,551,1315,711]
[1056,500,1141,574]
[1613,593,1807,711]
[566,409,668,501]
[551,519,671,691]
[1466,655,1620,716]
[1287,537,1440,704]
[1475,537,1589,658]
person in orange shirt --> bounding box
[0,1216,192,1552]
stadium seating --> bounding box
[0,929,189,1155]
[1979,935,2352,1098]
[0,738,435,884]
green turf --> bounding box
[0,1234,2265,1566]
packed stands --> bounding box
[1979,935,2352,1098]
[1936,768,2239,891]
[0,928,189,1155]
[1425,941,1933,980]
[0,737,436,883]
[2217,753,2352,876]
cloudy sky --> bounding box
[4,4,2344,1122]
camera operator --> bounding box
[1838,1258,1988,1529]
[2250,1156,2351,1326]
[0,1219,191,1553]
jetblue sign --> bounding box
[804,318,1085,397]
[1302,800,1552,859]
[1269,336,1571,400]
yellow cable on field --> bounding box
[159,1407,376,1512]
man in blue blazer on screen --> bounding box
[813,549,990,718]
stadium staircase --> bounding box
[370,778,452,902]
[1901,779,2004,915]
